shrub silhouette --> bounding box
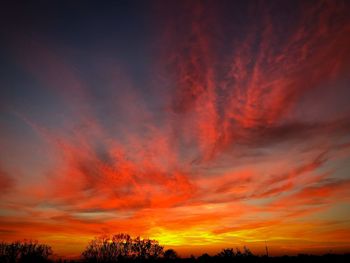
[0,240,52,263]
[216,247,253,259]
[163,249,178,260]
[242,246,253,257]
[217,248,235,258]
[82,234,164,262]
[198,253,211,262]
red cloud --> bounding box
[1,0,350,257]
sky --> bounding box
[1,0,350,258]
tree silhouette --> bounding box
[18,240,52,263]
[132,237,163,259]
[112,233,133,258]
[1,237,350,263]
[82,234,164,262]
[0,241,21,263]
[0,241,51,263]
[82,235,120,262]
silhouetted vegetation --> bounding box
[1,234,349,263]
[82,234,163,262]
[0,240,52,263]
[163,249,178,260]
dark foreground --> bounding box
[2,253,350,263]
[1,237,349,263]
[10,254,350,263]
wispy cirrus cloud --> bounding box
[0,0,350,257]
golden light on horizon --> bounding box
[1,0,350,259]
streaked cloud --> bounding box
[0,0,350,257]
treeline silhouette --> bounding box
[0,240,52,263]
[0,234,349,263]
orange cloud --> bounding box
[0,0,350,258]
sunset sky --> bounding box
[1,0,350,258]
